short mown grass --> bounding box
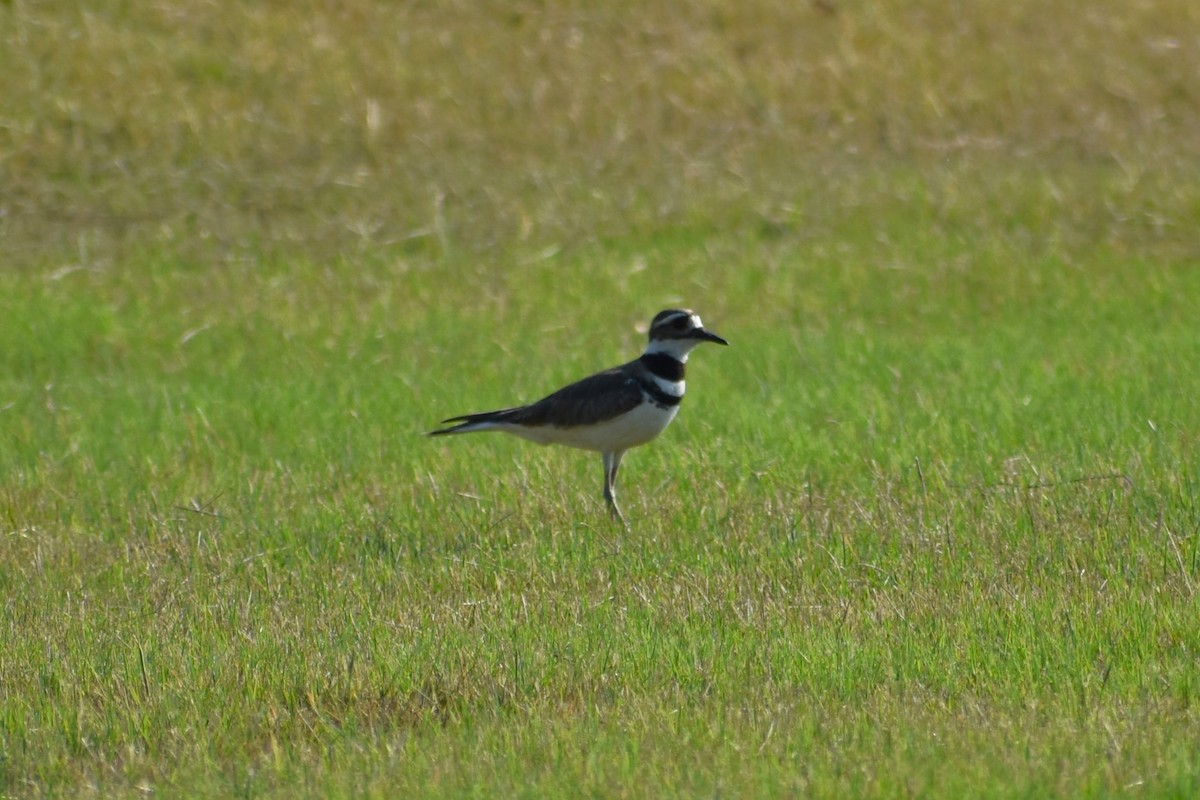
[2,1,1199,797]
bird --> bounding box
[428,309,728,524]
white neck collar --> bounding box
[643,339,696,362]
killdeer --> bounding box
[428,309,728,524]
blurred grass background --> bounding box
[4,0,1198,264]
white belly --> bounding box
[504,402,680,452]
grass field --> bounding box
[3,1,1200,797]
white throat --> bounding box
[644,338,698,362]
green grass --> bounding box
[3,1,1200,797]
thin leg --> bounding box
[602,450,627,526]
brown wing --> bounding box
[507,363,644,427]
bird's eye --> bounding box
[674,317,690,329]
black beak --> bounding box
[697,327,729,346]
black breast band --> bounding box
[640,353,686,381]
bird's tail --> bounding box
[427,407,524,436]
